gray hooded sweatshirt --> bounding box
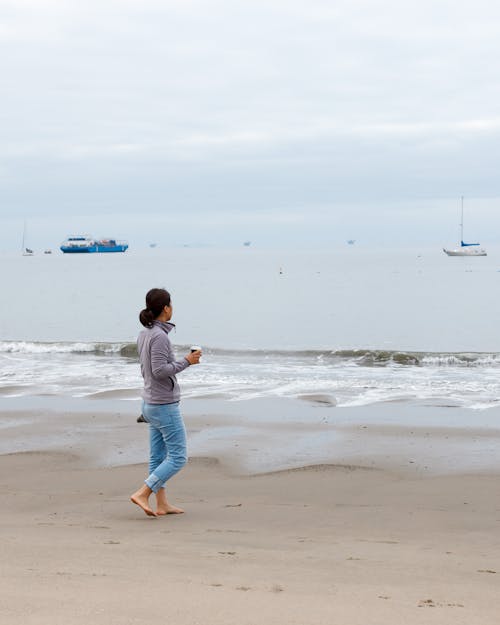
[137,320,190,404]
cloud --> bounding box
[1,0,500,226]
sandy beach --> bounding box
[1,398,500,624]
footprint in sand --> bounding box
[418,599,464,608]
[418,599,436,608]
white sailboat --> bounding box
[21,221,34,256]
[443,197,486,257]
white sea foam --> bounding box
[1,342,500,410]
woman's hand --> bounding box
[185,350,202,365]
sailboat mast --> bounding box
[460,196,464,243]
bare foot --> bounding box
[130,491,157,517]
[156,490,184,515]
[156,503,185,515]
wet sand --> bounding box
[2,396,500,475]
[1,399,500,624]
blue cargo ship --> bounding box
[60,235,129,254]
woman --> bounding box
[130,288,201,517]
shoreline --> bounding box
[1,396,500,476]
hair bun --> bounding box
[139,308,155,328]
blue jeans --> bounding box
[142,401,187,493]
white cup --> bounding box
[190,345,202,353]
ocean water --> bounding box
[2,246,500,410]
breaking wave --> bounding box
[0,341,138,356]
[1,341,500,367]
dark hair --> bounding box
[139,288,171,327]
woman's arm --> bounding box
[150,334,190,380]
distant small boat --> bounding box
[444,246,487,257]
[149,243,157,248]
[243,241,251,247]
[44,250,52,254]
[60,235,129,254]
[347,240,356,245]
[443,197,487,257]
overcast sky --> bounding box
[1,0,500,249]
